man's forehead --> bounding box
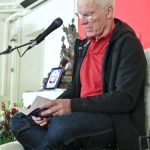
[77,0,98,4]
[77,0,100,9]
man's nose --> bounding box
[80,17,88,25]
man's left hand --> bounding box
[39,99,71,117]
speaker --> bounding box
[20,0,38,8]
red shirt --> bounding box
[80,33,111,98]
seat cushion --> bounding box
[0,141,24,150]
[144,48,150,131]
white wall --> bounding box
[18,0,77,100]
[22,0,77,77]
[0,0,77,102]
[0,19,5,99]
[0,14,10,100]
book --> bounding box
[16,96,50,116]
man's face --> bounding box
[77,0,107,38]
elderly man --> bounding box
[11,0,147,149]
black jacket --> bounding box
[59,18,147,150]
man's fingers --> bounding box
[39,100,57,109]
[41,105,60,116]
[52,110,62,116]
[32,116,47,125]
[39,121,48,126]
[39,99,71,116]
[32,116,41,121]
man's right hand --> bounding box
[32,116,49,126]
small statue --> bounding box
[59,36,68,68]
[59,18,79,70]
[59,19,79,88]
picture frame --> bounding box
[45,67,63,89]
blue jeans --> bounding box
[10,112,115,150]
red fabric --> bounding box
[114,0,150,49]
[80,33,111,98]
[78,0,150,48]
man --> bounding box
[11,0,147,149]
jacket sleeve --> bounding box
[56,82,72,99]
[71,37,147,113]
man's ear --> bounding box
[106,5,113,19]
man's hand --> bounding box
[32,116,50,126]
[39,99,71,117]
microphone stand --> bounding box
[0,40,34,56]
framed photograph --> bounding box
[45,67,63,89]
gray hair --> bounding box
[96,0,115,8]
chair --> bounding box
[139,130,150,150]
[144,49,150,132]
[0,141,24,150]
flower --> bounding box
[11,106,18,115]
[0,101,19,144]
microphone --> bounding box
[27,17,63,50]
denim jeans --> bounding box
[10,112,115,150]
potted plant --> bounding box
[0,100,23,144]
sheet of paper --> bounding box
[16,96,50,115]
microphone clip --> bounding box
[27,40,37,50]
[0,45,12,55]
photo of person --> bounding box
[46,68,62,89]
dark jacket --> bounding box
[59,18,147,150]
